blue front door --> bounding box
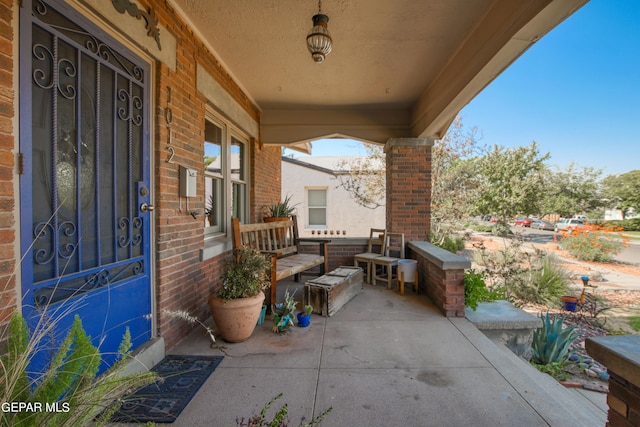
[19,0,152,373]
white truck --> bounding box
[554,218,584,232]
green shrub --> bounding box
[559,232,624,262]
[531,312,578,365]
[434,235,465,253]
[491,221,512,237]
[512,255,569,306]
[219,246,271,301]
[463,269,504,311]
[608,218,640,232]
[530,361,569,381]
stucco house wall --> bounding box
[282,157,385,238]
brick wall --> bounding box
[586,337,640,427]
[419,260,465,317]
[385,139,432,243]
[251,142,281,223]
[146,0,276,350]
[607,372,640,426]
[0,0,15,336]
[408,244,467,317]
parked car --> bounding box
[514,217,533,227]
[531,220,554,231]
[554,218,584,232]
[482,214,499,222]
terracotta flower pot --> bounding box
[561,295,578,312]
[208,292,265,343]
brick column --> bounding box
[586,336,640,426]
[384,138,433,242]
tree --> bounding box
[602,170,640,217]
[335,143,385,209]
[430,116,484,243]
[335,116,484,242]
[539,163,604,218]
[475,142,550,224]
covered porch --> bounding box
[168,281,607,426]
[1,0,609,423]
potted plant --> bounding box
[560,295,578,312]
[272,288,297,332]
[263,193,297,222]
[208,246,271,342]
[296,304,313,327]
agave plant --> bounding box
[266,194,297,218]
[531,312,579,365]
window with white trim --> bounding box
[204,110,248,238]
[307,188,327,226]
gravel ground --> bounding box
[521,286,639,393]
[466,234,640,392]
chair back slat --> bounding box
[367,228,387,254]
[384,232,405,259]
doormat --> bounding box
[111,354,223,423]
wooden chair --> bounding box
[372,232,405,289]
[353,228,386,284]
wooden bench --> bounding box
[231,215,330,305]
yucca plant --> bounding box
[531,312,578,365]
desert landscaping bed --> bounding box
[466,233,640,391]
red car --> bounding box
[514,217,533,227]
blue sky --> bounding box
[292,0,639,176]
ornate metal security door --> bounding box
[19,0,152,371]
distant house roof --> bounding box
[282,155,384,173]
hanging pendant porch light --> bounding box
[306,0,332,63]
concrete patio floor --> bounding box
[162,282,608,426]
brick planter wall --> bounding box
[408,242,470,317]
[586,336,640,427]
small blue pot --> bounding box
[297,312,311,327]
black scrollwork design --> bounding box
[85,269,110,290]
[32,44,54,89]
[117,88,143,127]
[34,0,48,16]
[33,222,55,265]
[58,221,77,258]
[118,217,131,248]
[32,221,77,264]
[132,94,143,126]
[33,260,144,307]
[132,217,143,246]
[32,40,77,100]
[117,88,130,121]
[112,0,162,51]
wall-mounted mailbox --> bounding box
[179,165,197,198]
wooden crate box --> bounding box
[304,267,364,317]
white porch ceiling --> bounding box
[171,0,588,150]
